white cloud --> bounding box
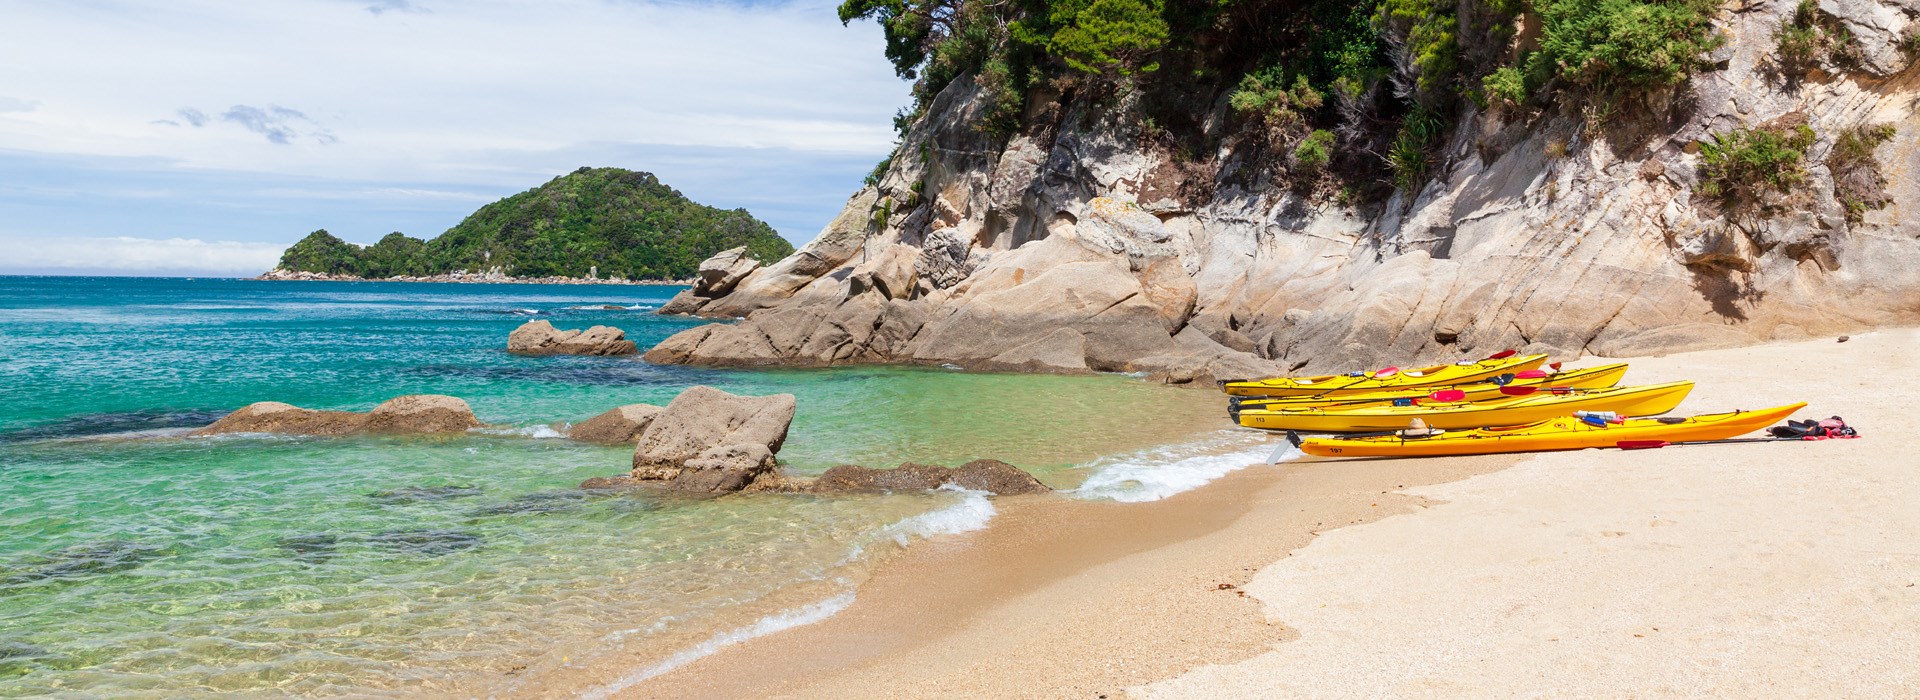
[0,235,286,276]
[0,0,908,186]
[0,0,912,268]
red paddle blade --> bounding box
[1375,366,1399,377]
[1498,386,1538,396]
[1430,389,1467,402]
[1618,440,1670,450]
[1549,362,1563,370]
[1484,349,1517,360]
[1514,369,1548,379]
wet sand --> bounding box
[541,450,1519,697]
[557,329,1916,698]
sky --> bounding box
[0,0,910,276]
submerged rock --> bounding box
[466,490,595,517]
[191,395,482,437]
[4,541,165,585]
[0,409,229,443]
[275,534,341,561]
[366,485,484,504]
[569,404,663,444]
[579,475,642,489]
[507,320,638,356]
[810,459,1050,495]
[369,529,483,556]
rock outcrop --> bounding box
[192,395,482,436]
[507,320,638,356]
[647,2,1920,378]
[810,459,1050,495]
[568,404,663,444]
[659,247,764,314]
[190,402,367,436]
[627,386,797,493]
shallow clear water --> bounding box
[0,277,1228,696]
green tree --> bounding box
[271,168,793,280]
[1037,0,1170,76]
[277,230,362,275]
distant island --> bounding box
[261,167,795,283]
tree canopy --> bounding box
[273,168,794,280]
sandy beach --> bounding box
[560,328,1917,698]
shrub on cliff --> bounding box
[1531,0,1723,102]
[1698,123,1817,208]
[1375,0,1459,109]
[1291,129,1337,177]
[1827,123,1897,223]
[1773,0,1861,73]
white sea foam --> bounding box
[581,592,856,699]
[470,425,568,439]
[1072,433,1298,503]
[563,303,656,311]
[879,485,996,546]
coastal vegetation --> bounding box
[843,0,1727,193]
[1697,122,1817,208]
[1827,123,1897,223]
[274,168,794,280]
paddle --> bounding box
[1617,437,1810,450]
[1266,439,1296,464]
[1241,387,1470,412]
[1497,385,1576,396]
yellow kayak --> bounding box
[1298,403,1807,457]
[1237,381,1695,432]
[1230,362,1630,414]
[1221,353,1549,397]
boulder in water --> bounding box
[189,402,366,436]
[628,386,795,492]
[669,443,777,492]
[364,395,483,434]
[569,404,663,444]
[507,320,638,356]
[810,459,1049,495]
[192,395,481,437]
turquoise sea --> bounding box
[0,276,1256,697]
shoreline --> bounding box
[510,443,1523,697]
[534,329,1914,697]
[250,270,691,286]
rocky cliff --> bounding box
[650,0,1920,382]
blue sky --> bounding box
[0,0,909,276]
